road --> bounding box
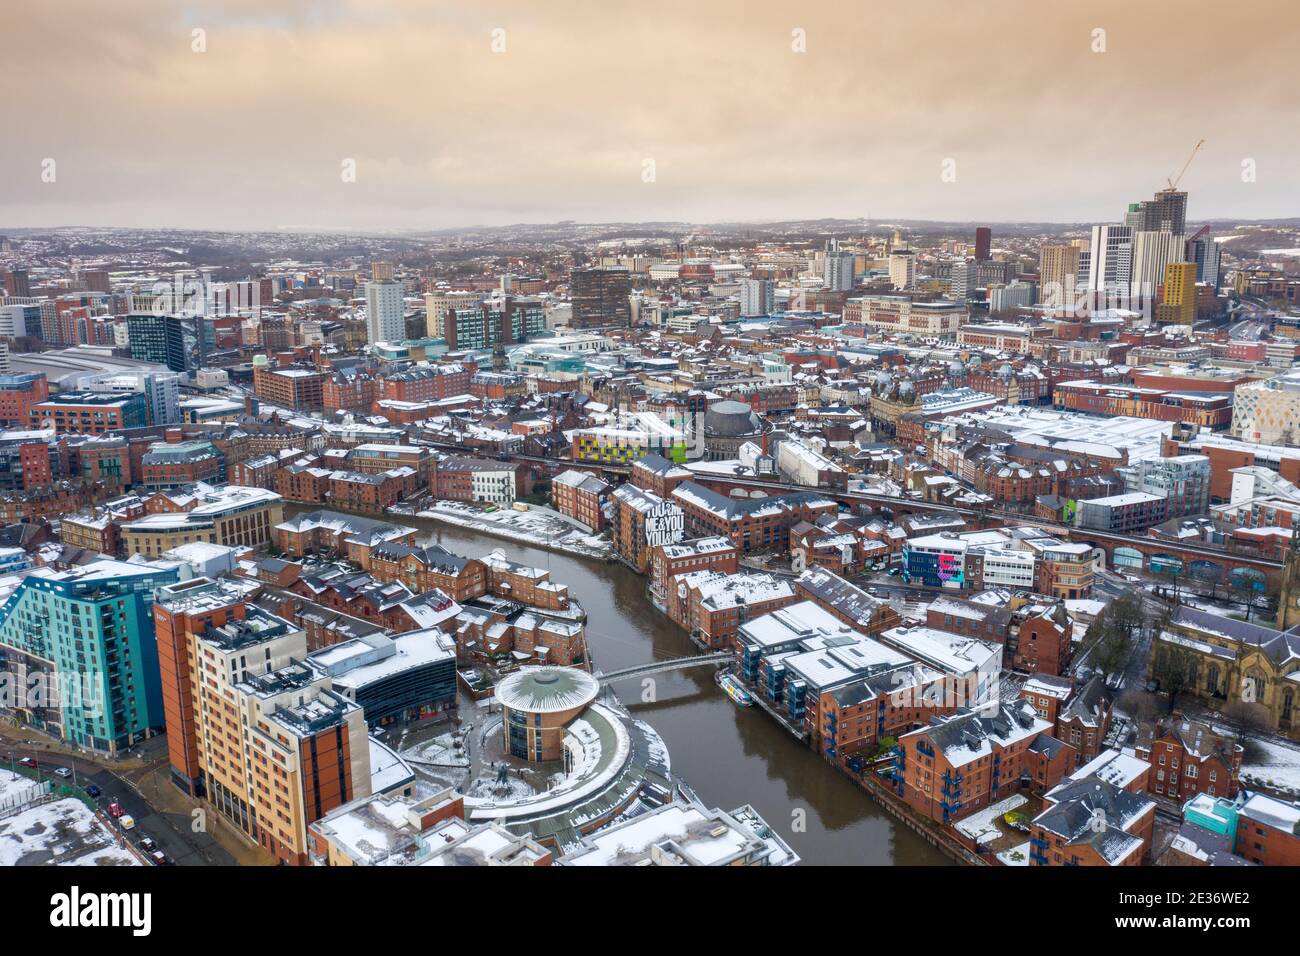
[3,744,236,866]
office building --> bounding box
[739,277,775,317]
[888,249,915,291]
[365,279,406,345]
[570,267,631,328]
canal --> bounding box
[329,509,949,865]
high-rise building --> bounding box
[570,267,631,328]
[973,226,992,261]
[1131,230,1185,299]
[370,261,395,281]
[1185,228,1222,293]
[126,313,207,373]
[4,269,31,297]
[0,559,180,754]
[739,277,775,317]
[888,249,915,291]
[1084,225,1133,296]
[949,259,975,300]
[364,279,405,345]
[423,290,480,338]
[444,295,545,352]
[1156,261,1198,325]
[0,303,40,340]
[154,578,372,864]
[1039,244,1082,307]
[823,239,856,292]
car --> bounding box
[84,784,101,798]
[150,850,171,866]
[138,837,158,853]
[18,756,36,768]
[53,767,72,778]
[119,815,136,830]
[108,802,125,818]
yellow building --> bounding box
[1156,261,1198,325]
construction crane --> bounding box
[1165,139,1205,191]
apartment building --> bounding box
[154,578,371,865]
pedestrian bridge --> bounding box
[596,652,732,685]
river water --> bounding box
[315,508,950,865]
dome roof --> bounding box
[704,400,762,438]
[495,666,599,714]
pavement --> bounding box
[0,722,269,866]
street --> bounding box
[4,743,237,867]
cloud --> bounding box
[3,0,1298,229]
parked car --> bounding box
[108,802,125,818]
[53,767,72,778]
[84,784,102,799]
[18,756,36,768]
[119,815,136,830]
[149,851,171,866]
[139,837,158,853]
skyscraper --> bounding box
[823,239,856,292]
[1084,224,1133,296]
[365,279,405,344]
[1185,228,1222,293]
[739,277,775,317]
[1131,230,1186,299]
[571,267,631,328]
[1039,243,1082,307]
[973,226,992,261]
[1156,261,1198,325]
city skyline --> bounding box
[4,0,1299,232]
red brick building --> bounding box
[895,703,1074,826]
[1136,716,1242,801]
[550,469,610,533]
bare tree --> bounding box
[1222,699,1272,745]
[1152,642,1198,714]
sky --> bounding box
[4,0,1299,232]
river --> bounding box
[304,507,950,865]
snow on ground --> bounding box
[1241,738,1300,796]
[0,768,44,806]
[401,732,471,768]
[954,794,1027,845]
[414,502,612,559]
[997,842,1031,866]
[0,772,138,866]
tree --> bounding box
[1086,592,1144,684]
[1118,687,1161,726]
[1152,642,1198,714]
[1222,699,1271,745]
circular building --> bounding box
[702,400,764,460]
[495,666,600,762]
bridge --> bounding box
[687,473,1286,584]
[595,652,732,685]
[400,443,1286,585]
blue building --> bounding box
[0,559,179,753]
